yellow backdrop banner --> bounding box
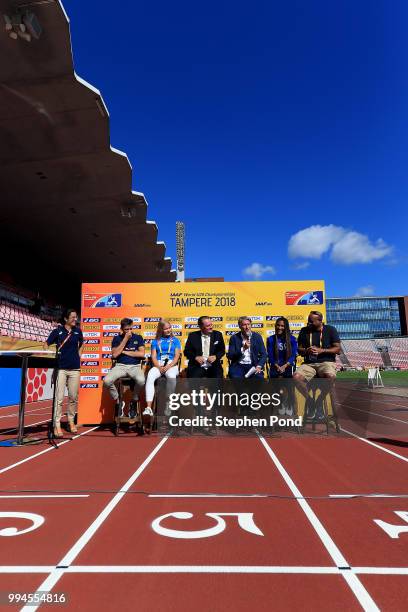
[78,280,325,423]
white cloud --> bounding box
[243,262,276,280]
[288,224,344,260]
[292,261,310,270]
[331,233,392,264]
[288,225,393,265]
[354,285,375,297]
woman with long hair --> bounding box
[267,317,297,378]
[267,317,297,416]
[144,319,181,427]
[45,308,83,438]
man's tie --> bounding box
[203,335,210,359]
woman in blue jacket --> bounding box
[267,317,298,416]
[267,317,297,378]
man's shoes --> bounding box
[129,401,137,421]
[314,395,325,422]
[115,400,125,417]
[285,403,293,416]
[164,401,171,417]
[53,424,64,438]
[143,406,154,417]
[278,404,286,416]
[305,396,316,419]
[68,420,78,434]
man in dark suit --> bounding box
[184,316,225,378]
[227,316,267,378]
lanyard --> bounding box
[309,326,323,348]
[58,330,73,352]
[158,336,173,356]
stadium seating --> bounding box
[0,300,54,342]
[340,337,408,370]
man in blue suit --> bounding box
[227,316,267,378]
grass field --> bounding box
[336,369,408,386]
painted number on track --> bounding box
[151,512,264,539]
[374,511,408,539]
[0,512,45,536]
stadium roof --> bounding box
[0,0,175,301]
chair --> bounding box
[111,358,146,436]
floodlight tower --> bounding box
[176,221,185,282]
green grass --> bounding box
[336,369,408,386]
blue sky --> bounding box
[63,0,407,297]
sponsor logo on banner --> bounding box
[81,361,99,367]
[102,361,111,367]
[145,324,158,330]
[289,321,303,329]
[103,318,121,323]
[102,346,111,352]
[83,332,101,338]
[101,368,110,374]
[285,290,324,306]
[103,332,118,337]
[226,323,239,329]
[249,316,263,321]
[81,368,98,374]
[102,353,111,359]
[103,324,120,330]
[210,317,223,321]
[184,317,198,322]
[80,383,98,389]
[251,323,264,328]
[266,316,280,321]
[83,293,122,308]
[80,375,99,382]
[132,317,142,323]
[266,330,276,336]
[255,301,272,306]
[172,331,182,336]
[226,331,236,336]
[82,317,101,323]
[82,324,101,331]
[81,354,99,360]
[83,339,100,345]
[144,317,161,322]
[134,303,151,308]
[170,323,182,330]
[132,324,142,329]
[185,324,199,329]
[143,331,156,338]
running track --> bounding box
[0,391,407,611]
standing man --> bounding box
[227,316,266,378]
[294,311,340,419]
[46,308,83,438]
[184,316,225,378]
[103,318,145,415]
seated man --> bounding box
[103,317,145,416]
[294,310,340,420]
[184,316,225,378]
[227,316,266,378]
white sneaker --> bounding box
[143,407,153,417]
[278,404,286,416]
[164,402,171,417]
[116,400,125,417]
[285,404,293,416]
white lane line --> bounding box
[148,494,269,498]
[0,495,89,499]
[257,434,380,612]
[340,427,408,464]
[0,407,50,420]
[329,494,408,499]
[0,427,99,476]
[1,419,48,436]
[65,565,340,574]
[339,403,408,425]
[23,435,170,612]
[1,564,408,575]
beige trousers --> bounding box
[103,364,145,401]
[54,369,80,426]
